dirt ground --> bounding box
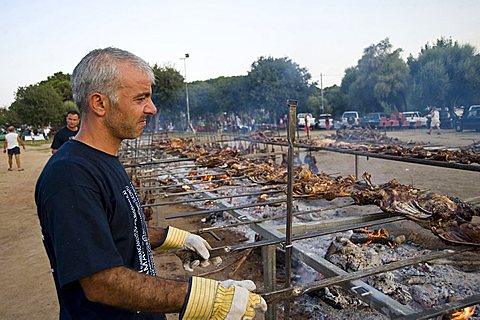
[0,128,479,319]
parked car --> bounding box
[455,107,480,132]
[297,113,315,130]
[341,111,361,127]
[363,112,387,129]
[402,111,428,128]
[316,114,333,129]
[468,105,480,113]
[439,108,454,129]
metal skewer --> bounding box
[150,183,274,198]
[143,189,284,207]
[135,176,245,191]
[191,202,356,234]
[165,199,287,219]
[204,215,404,258]
[123,157,196,168]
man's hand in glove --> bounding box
[181,277,268,320]
[158,226,222,271]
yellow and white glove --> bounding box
[158,226,222,272]
[181,276,268,320]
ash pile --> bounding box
[292,223,480,319]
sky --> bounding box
[1,0,479,107]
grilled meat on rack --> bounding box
[150,138,480,246]
[353,173,480,246]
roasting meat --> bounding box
[353,173,480,246]
[145,138,480,246]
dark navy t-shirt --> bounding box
[51,127,78,151]
[35,140,164,320]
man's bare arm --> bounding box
[79,266,188,313]
[147,226,167,249]
[17,136,25,148]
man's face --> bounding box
[103,63,157,140]
[66,114,80,130]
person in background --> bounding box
[35,47,267,320]
[427,107,441,135]
[50,110,80,154]
[3,126,26,171]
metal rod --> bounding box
[261,246,472,303]
[164,199,286,219]
[354,154,359,179]
[143,189,284,208]
[316,146,480,172]
[123,157,196,168]
[135,170,229,180]
[192,202,356,234]
[151,183,267,198]
[127,164,199,173]
[135,176,245,191]
[395,293,480,320]
[235,137,480,172]
[284,99,297,320]
[206,214,403,258]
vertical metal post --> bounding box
[262,245,277,320]
[320,73,324,112]
[181,53,191,132]
[285,99,297,319]
[355,154,359,180]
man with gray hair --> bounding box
[35,47,266,320]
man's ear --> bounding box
[89,93,107,116]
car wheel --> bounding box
[455,124,463,132]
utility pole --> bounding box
[181,53,192,132]
[320,73,324,112]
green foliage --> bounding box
[323,85,347,117]
[0,107,11,126]
[150,64,184,130]
[152,64,184,108]
[407,37,480,108]
[246,56,314,121]
[39,72,72,101]
[190,76,249,116]
[341,38,409,114]
[10,83,64,127]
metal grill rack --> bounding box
[120,115,480,319]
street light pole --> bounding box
[320,72,324,112]
[181,53,192,132]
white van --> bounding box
[402,111,428,127]
[297,113,315,129]
[341,111,361,127]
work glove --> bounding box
[158,226,222,272]
[181,276,268,320]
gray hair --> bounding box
[71,47,155,116]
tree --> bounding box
[247,56,313,123]
[10,84,64,128]
[408,37,480,108]
[189,76,249,116]
[39,72,72,102]
[150,64,184,130]
[342,39,409,114]
[0,107,11,126]
[323,85,348,117]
